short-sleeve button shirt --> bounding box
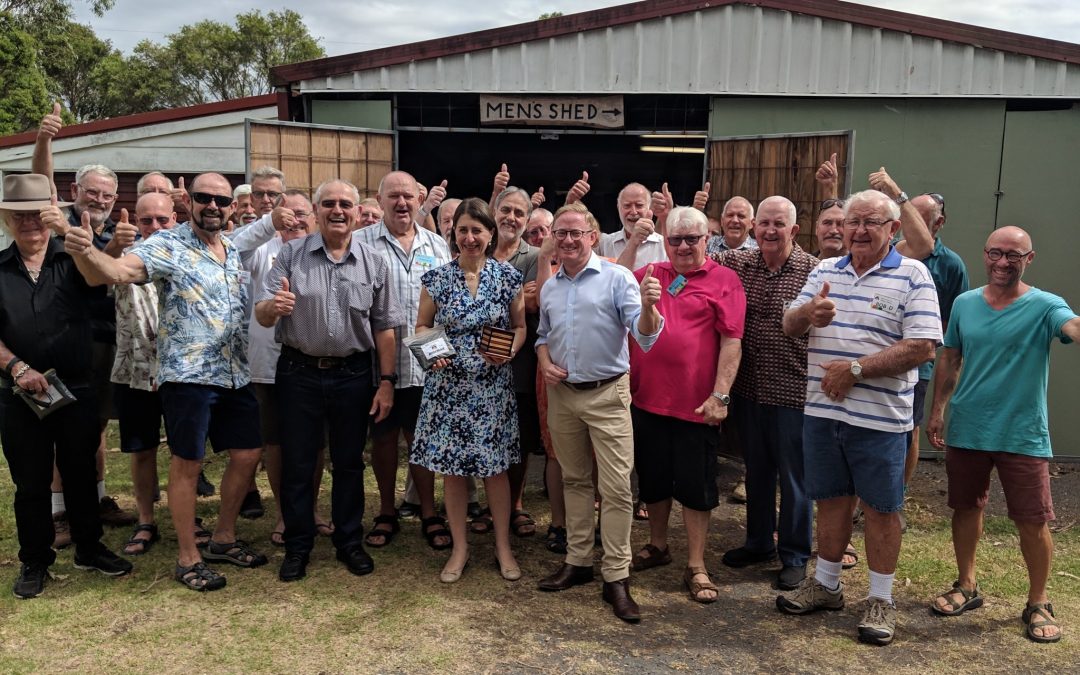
[130,222,251,389]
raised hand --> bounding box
[868,166,901,200]
[692,181,711,211]
[816,153,839,188]
[423,179,448,213]
[271,277,295,317]
[531,186,546,208]
[39,194,67,237]
[493,163,510,196]
[640,264,661,309]
[650,182,673,222]
[631,209,655,245]
[112,208,137,249]
[170,176,191,210]
[38,102,63,140]
[64,210,95,256]
[808,281,836,327]
[566,171,590,204]
[271,204,297,231]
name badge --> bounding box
[420,337,452,360]
[870,293,899,314]
[667,274,688,296]
[415,254,436,270]
[238,270,251,285]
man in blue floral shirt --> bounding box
[62,172,289,592]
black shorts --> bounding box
[159,382,262,460]
[114,383,164,453]
[631,405,720,512]
[371,385,423,438]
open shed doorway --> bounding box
[398,130,706,232]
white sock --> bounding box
[868,570,895,605]
[97,480,106,502]
[51,492,66,515]
[814,556,842,591]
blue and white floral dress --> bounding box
[410,258,522,477]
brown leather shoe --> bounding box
[537,563,594,592]
[602,578,641,623]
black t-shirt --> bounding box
[0,238,105,383]
[67,209,116,343]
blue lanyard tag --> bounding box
[667,274,688,296]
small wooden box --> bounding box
[479,325,515,358]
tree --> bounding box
[2,0,114,32]
[0,14,51,135]
[36,21,114,120]
[538,12,563,19]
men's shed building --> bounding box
[267,0,1080,454]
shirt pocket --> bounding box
[349,282,374,318]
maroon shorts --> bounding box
[946,446,1055,523]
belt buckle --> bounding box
[316,357,336,369]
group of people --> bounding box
[0,104,1076,648]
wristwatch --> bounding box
[710,392,731,405]
[850,360,864,381]
[894,191,909,205]
[380,373,399,385]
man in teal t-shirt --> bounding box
[926,226,1080,644]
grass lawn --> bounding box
[0,437,1078,673]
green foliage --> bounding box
[0,14,51,135]
[538,11,563,19]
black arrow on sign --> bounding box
[601,108,622,116]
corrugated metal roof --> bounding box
[278,1,1080,98]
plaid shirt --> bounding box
[354,222,451,388]
[712,245,818,409]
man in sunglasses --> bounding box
[59,172,289,591]
[926,227,1079,644]
[711,196,818,592]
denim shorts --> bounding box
[802,415,907,513]
[159,382,262,460]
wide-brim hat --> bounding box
[0,173,72,211]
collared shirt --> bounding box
[259,233,404,358]
[111,277,160,391]
[917,237,970,380]
[502,237,540,394]
[68,209,117,343]
[789,246,942,433]
[355,221,452,387]
[242,236,283,383]
[0,238,104,383]
[713,245,819,409]
[706,234,758,257]
[537,253,664,382]
[629,260,745,423]
[598,229,668,269]
[131,222,251,389]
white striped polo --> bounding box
[789,247,942,433]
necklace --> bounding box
[26,267,41,283]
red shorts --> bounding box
[946,447,1055,523]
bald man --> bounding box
[926,226,1080,644]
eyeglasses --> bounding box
[192,192,234,207]
[292,211,312,220]
[78,185,117,202]
[320,199,355,210]
[985,248,1031,263]
[843,218,892,230]
[252,190,283,201]
[665,235,704,247]
[923,192,946,217]
[552,229,590,240]
[138,216,172,226]
[820,198,845,210]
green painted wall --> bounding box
[710,97,1080,457]
[311,100,392,130]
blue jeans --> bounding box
[732,394,812,568]
[803,415,907,513]
[276,353,374,555]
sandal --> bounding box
[684,566,719,604]
[123,523,160,556]
[931,580,983,616]
[631,544,672,572]
[842,544,859,570]
[545,525,567,554]
[469,508,494,535]
[174,560,227,592]
[202,539,268,568]
[364,514,399,548]
[269,526,285,547]
[510,510,536,538]
[421,515,453,551]
[634,501,649,521]
[1023,602,1062,643]
[193,517,212,548]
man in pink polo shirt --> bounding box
[628,206,745,603]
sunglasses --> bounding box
[665,235,704,247]
[820,198,845,210]
[320,199,355,210]
[192,192,234,207]
[138,216,172,226]
[923,192,946,217]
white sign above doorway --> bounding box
[479,95,625,129]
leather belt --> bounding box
[282,345,369,370]
[562,373,624,391]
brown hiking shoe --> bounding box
[99,496,138,527]
[53,513,71,549]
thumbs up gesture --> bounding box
[650,182,673,222]
[816,153,839,189]
[64,210,96,257]
[423,179,448,213]
[640,264,661,309]
[631,209,654,245]
[272,277,295,317]
[808,281,836,327]
[692,181,711,211]
[38,102,63,140]
[39,194,68,237]
[566,171,590,204]
[493,163,510,196]
[868,166,901,201]
[271,204,297,232]
[530,186,546,208]
[112,208,137,249]
[169,176,191,211]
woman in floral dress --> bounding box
[412,198,526,583]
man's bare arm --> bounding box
[859,338,937,379]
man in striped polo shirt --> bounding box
[776,189,941,646]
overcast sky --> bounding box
[73,0,1079,58]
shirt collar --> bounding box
[557,252,602,279]
[836,245,902,270]
[306,232,357,261]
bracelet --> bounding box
[12,362,31,381]
[4,356,20,375]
